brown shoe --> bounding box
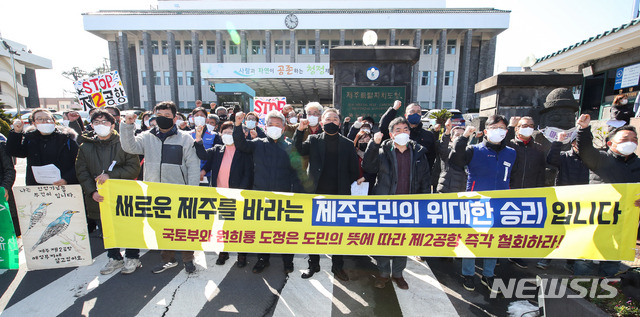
[332,268,349,281]
[392,277,409,290]
[374,277,389,289]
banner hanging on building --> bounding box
[15,185,92,271]
[201,63,332,79]
[73,70,128,109]
[98,180,640,261]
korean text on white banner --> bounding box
[73,70,128,109]
[14,185,92,270]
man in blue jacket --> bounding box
[450,115,516,293]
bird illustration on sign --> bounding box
[31,210,79,251]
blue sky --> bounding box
[0,0,637,98]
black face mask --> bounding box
[218,115,227,121]
[156,116,174,130]
[358,143,367,151]
[323,122,339,135]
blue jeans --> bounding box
[462,258,497,277]
[376,256,407,278]
[107,248,139,260]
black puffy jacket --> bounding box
[362,139,431,195]
[509,137,547,189]
[577,127,640,184]
[437,133,467,193]
[546,141,590,186]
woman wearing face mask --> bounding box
[190,108,221,185]
[611,94,634,125]
[194,121,253,268]
[7,108,79,186]
[175,113,191,131]
[75,110,141,274]
[243,111,266,140]
[138,111,154,134]
[353,130,376,195]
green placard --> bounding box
[0,187,19,269]
[340,86,406,122]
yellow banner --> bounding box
[98,180,640,261]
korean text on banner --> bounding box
[99,180,640,261]
[73,70,128,109]
[0,187,19,269]
[14,185,92,271]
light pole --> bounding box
[2,40,21,114]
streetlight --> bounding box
[362,30,378,46]
[2,40,21,114]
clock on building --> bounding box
[285,14,298,29]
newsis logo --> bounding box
[489,277,619,299]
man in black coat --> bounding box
[379,101,437,182]
[233,110,302,274]
[294,108,359,281]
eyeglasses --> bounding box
[92,120,111,126]
[34,118,54,123]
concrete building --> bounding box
[0,38,52,110]
[39,97,79,111]
[82,0,509,112]
[533,17,640,119]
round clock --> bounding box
[285,14,298,29]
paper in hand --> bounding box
[351,181,369,196]
[31,164,61,184]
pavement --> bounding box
[0,158,634,316]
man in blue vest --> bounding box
[449,114,516,293]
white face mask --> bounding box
[307,115,319,127]
[221,134,234,145]
[94,124,111,137]
[616,141,637,156]
[393,133,410,146]
[62,120,70,127]
[289,117,298,124]
[194,116,206,127]
[486,128,507,143]
[176,119,184,127]
[518,127,534,138]
[37,123,56,135]
[621,99,629,105]
[266,126,283,140]
[206,124,216,132]
[361,128,371,133]
[246,120,257,129]
[144,120,150,127]
[188,117,194,124]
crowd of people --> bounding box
[2,93,639,293]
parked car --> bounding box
[421,109,465,128]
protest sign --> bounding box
[99,180,640,261]
[253,97,287,115]
[73,70,127,109]
[15,185,92,270]
[0,187,19,269]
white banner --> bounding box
[201,63,331,79]
[15,185,92,270]
[73,70,128,109]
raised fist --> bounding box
[576,114,590,129]
[373,132,383,144]
[343,117,351,123]
[393,100,402,111]
[12,119,24,133]
[463,126,476,138]
[444,118,453,133]
[124,113,137,125]
[194,125,204,142]
[234,112,245,126]
[298,118,310,131]
[509,116,521,127]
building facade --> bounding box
[0,38,52,110]
[83,0,509,112]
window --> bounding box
[164,71,170,85]
[175,41,181,55]
[177,71,183,85]
[436,40,440,55]
[198,41,203,55]
[353,40,363,46]
[320,40,329,55]
[330,40,340,48]
[186,71,194,85]
[433,71,437,86]
[297,40,306,54]
[221,40,227,55]
[275,40,283,55]
[443,102,453,109]
[308,40,316,54]
[447,40,456,54]
[143,101,149,109]
[422,40,433,54]
[229,41,238,54]
[377,39,387,46]
[162,41,168,55]
[399,39,410,46]
[421,71,431,86]
[207,41,215,55]
[344,40,352,46]
[284,40,290,55]
[251,40,264,55]
[154,71,161,86]
[141,71,147,85]
[187,101,196,109]
[201,78,208,86]
[445,71,454,86]
[139,41,144,55]
[184,40,192,55]
[152,41,159,55]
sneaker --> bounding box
[184,261,196,273]
[509,258,528,269]
[100,258,124,275]
[152,260,178,274]
[462,275,475,291]
[121,258,142,274]
[252,259,270,274]
[536,260,550,270]
[481,276,501,294]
